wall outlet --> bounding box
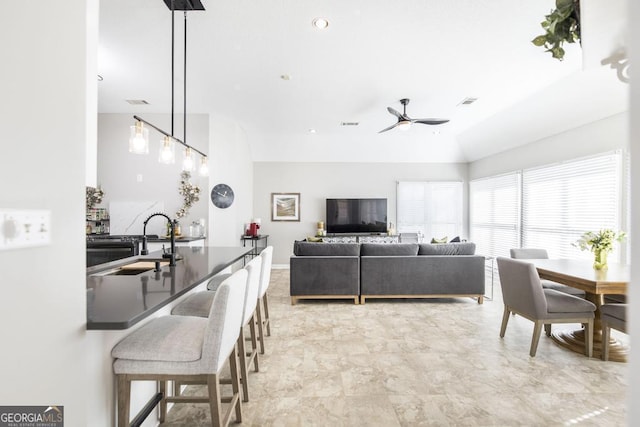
[0,209,51,250]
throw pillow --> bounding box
[306,236,323,242]
[431,236,448,244]
[449,236,461,243]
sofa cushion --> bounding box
[360,243,418,256]
[418,242,476,255]
[293,241,360,256]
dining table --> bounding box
[526,258,630,362]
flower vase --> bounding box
[593,249,608,270]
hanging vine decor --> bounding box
[176,171,201,218]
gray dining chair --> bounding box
[509,248,586,298]
[601,303,627,361]
[497,257,596,357]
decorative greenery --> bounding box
[86,186,105,210]
[176,171,201,219]
[531,0,581,61]
[573,229,626,254]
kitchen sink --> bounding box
[89,260,169,277]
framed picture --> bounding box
[271,193,300,221]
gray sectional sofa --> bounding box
[290,241,485,305]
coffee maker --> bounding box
[246,218,261,237]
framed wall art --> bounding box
[271,193,300,221]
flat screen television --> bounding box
[326,198,388,234]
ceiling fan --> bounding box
[379,98,449,133]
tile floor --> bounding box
[161,268,628,426]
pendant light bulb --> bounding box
[199,156,209,177]
[129,121,149,154]
[182,147,195,172]
[158,136,176,164]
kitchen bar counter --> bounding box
[86,246,251,330]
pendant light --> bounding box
[129,0,208,175]
[129,121,149,154]
[158,135,176,164]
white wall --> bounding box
[253,162,468,264]
[0,1,95,425]
[98,113,209,236]
[628,0,639,420]
[468,112,629,180]
[208,114,254,246]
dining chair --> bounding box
[509,248,586,297]
[171,255,263,402]
[601,303,627,361]
[496,257,596,357]
[256,246,273,354]
[112,269,248,427]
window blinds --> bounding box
[397,181,463,240]
[469,172,521,258]
[522,152,623,260]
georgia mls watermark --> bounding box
[0,406,63,427]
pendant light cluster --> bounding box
[128,0,208,177]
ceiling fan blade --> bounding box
[378,122,399,133]
[412,118,450,125]
[387,107,404,119]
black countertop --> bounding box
[86,246,251,330]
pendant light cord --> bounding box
[183,11,187,144]
[171,1,175,137]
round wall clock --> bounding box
[210,183,235,209]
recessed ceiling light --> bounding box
[312,17,329,29]
[280,74,292,81]
[126,99,150,105]
[458,97,478,106]
[308,129,317,134]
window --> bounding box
[397,181,463,241]
[470,151,626,262]
[469,173,521,258]
[522,151,623,261]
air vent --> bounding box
[126,100,149,105]
[459,97,478,106]
[340,122,359,126]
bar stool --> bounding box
[256,246,273,354]
[111,269,248,427]
[171,255,263,402]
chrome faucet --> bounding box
[140,212,179,266]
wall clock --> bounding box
[210,183,234,209]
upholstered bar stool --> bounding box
[111,269,248,427]
[601,303,627,361]
[510,248,586,298]
[256,246,273,354]
[171,255,263,402]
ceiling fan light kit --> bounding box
[379,98,449,134]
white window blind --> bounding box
[522,151,622,261]
[397,181,463,240]
[469,172,521,258]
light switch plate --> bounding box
[0,209,51,250]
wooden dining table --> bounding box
[526,259,630,362]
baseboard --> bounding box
[272,264,290,269]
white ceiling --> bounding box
[98,0,629,163]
